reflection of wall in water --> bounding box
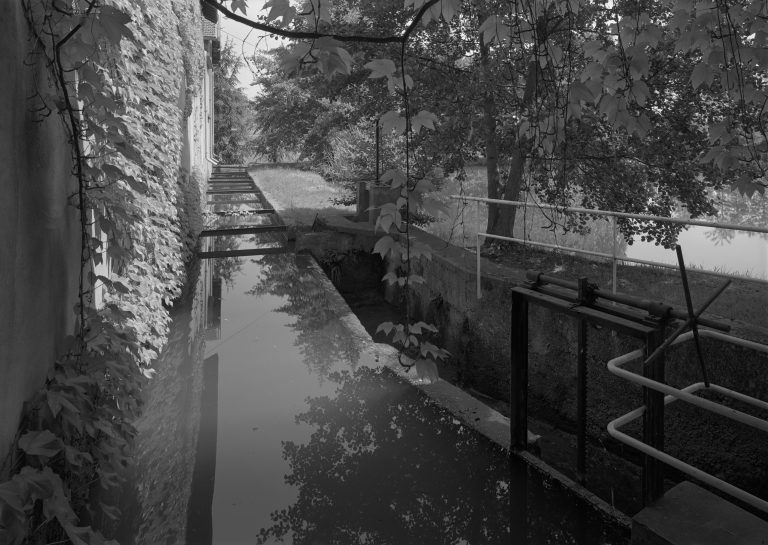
[205,277,222,341]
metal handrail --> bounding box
[606,329,768,513]
[448,196,768,298]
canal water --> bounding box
[93,247,629,544]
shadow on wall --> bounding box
[0,3,82,475]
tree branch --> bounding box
[201,0,442,44]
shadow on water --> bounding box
[92,250,629,545]
[255,366,628,545]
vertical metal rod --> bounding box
[643,322,666,506]
[612,214,618,295]
[375,117,380,182]
[676,245,710,388]
[576,277,589,485]
[477,200,482,300]
[510,292,529,449]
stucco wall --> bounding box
[0,7,81,476]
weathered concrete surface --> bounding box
[0,8,81,477]
[319,214,768,515]
[632,481,768,544]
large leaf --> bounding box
[411,111,438,134]
[379,110,406,135]
[96,6,134,44]
[364,59,396,79]
[18,430,62,457]
[415,359,439,383]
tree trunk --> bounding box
[478,25,502,235]
[486,16,547,241]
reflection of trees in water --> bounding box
[247,253,360,380]
[211,235,245,289]
[256,367,511,545]
[256,367,628,545]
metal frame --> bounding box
[510,268,733,506]
[607,329,768,513]
[452,196,768,298]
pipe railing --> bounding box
[606,329,768,513]
[450,196,768,298]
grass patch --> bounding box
[247,168,355,228]
[482,241,768,328]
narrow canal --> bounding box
[93,246,629,544]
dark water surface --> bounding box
[93,252,629,545]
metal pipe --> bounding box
[524,270,731,332]
[479,232,768,287]
[375,117,380,182]
[612,215,617,296]
[477,200,482,300]
[450,196,768,235]
[607,371,768,513]
[607,331,768,432]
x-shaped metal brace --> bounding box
[643,245,731,388]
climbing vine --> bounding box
[0,0,202,543]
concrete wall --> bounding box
[312,216,768,508]
[381,226,768,505]
[0,7,82,476]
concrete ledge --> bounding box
[632,481,768,544]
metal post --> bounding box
[576,277,589,485]
[643,320,666,506]
[375,118,380,182]
[477,200,482,300]
[510,292,529,449]
[612,214,618,295]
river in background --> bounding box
[91,244,629,544]
[426,177,768,279]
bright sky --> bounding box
[219,10,282,98]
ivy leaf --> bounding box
[690,62,714,89]
[231,0,248,15]
[263,0,295,25]
[415,359,439,383]
[381,272,399,285]
[440,0,461,22]
[14,467,54,507]
[569,81,594,103]
[583,40,603,57]
[478,15,509,45]
[376,321,395,335]
[96,6,134,44]
[0,480,25,513]
[379,110,406,136]
[99,502,122,521]
[380,169,406,188]
[421,341,450,360]
[373,235,398,258]
[413,321,438,333]
[411,111,438,134]
[18,430,62,457]
[409,274,426,285]
[364,59,396,79]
